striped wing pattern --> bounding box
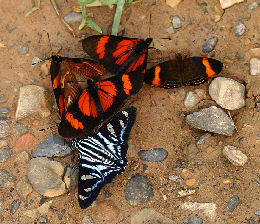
[71,107,136,209]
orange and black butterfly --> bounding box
[144,55,223,88]
[50,55,142,138]
[82,35,152,75]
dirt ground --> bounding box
[0,0,260,223]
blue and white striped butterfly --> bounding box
[71,107,136,209]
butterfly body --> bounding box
[71,107,136,209]
[145,55,223,88]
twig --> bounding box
[50,0,76,38]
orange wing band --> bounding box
[122,74,132,95]
[96,36,110,59]
[202,58,216,78]
[78,90,98,118]
[65,112,84,130]
[97,81,117,111]
[151,65,161,86]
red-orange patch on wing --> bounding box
[96,36,110,59]
[126,53,146,72]
[202,58,216,78]
[58,95,65,116]
[52,74,60,89]
[78,90,98,118]
[122,74,132,95]
[142,69,146,74]
[97,81,117,112]
[152,65,161,87]
[65,112,84,130]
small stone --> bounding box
[33,134,72,158]
[138,148,168,162]
[222,145,248,166]
[197,133,212,145]
[64,12,82,23]
[0,108,10,114]
[0,121,10,138]
[38,216,48,224]
[185,179,197,187]
[31,57,42,68]
[18,46,29,55]
[13,122,29,135]
[23,200,53,219]
[0,94,8,103]
[184,144,199,159]
[166,0,183,8]
[166,26,174,34]
[58,209,66,220]
[184,91,197,108]
[209,77,245,110]
[250,58,260,76]
[15,134,35,152]
[16,177,33,199]
[219,0,244,9]
[181,202,217,220]
[0,116,11,121]
[10,200,21,214]
[249,48,260,57]
[27,157,67,197]
[172,15,182,28]
[255,210,260,216]
[177,189,196,197]
[0,148,12,162]
[225,195,240,212]
[202,36,218,53]
[248,1,258,10]
[186,106,235,136]
[0,169,16,187]
[235,20,246,36]
[188,217,203,224]
[125,174,154,206]
[14,151,30,164]
[40,60,51,75]
[63,165,78,192]
[0,139,8,149]
[16,85,52,120]
[82,215,95,224]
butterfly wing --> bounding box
[71,107,136,208]
[82,35,152,75]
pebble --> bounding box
[177,189,196,197]
[64,12,82,23]
[184,91,197,108]
[185,179,197,187]
[0,139,8,149]
[251,178,260,187]
[0,108,10,114]
[235,20,246,36]
[184,144,199,159]
[63,165,78,192]
[125,174,154,206]
[15,85,52,120]
[138,148,168,162]
[166,0,183,8]
[23,200,53,219]
[250,58,260,76]
[13,122,29,135]
[188,217,203,224]
[0,148,12,162]
[209,77,245,110]
[181,202,217,221]
[0,169,16,187]
[172,15,182,28]
[10,199,21,214]
[222,145,248,166]
[255,210,260,216]
[225,195,240,212]
[33,134,73,158]
[197,133,212,145]
[27,157,67,197]
[31,57,42,68]
[166,26,174,34]
[38,216,48,224]
[202,36,218,53]
[0,94,8,103]
[0,121,10,138]
[82,215,95,224]
[58,209,66,220]
[16,177,33,199]
[0,116,11,121]
[15,133,35,152]
[169,174,182,181]
[248,1,259,9]
[130,208,174,224]
[219,0,244,9]
[14,151,30,164]
[18,46,29,55]
[186,106,235,136]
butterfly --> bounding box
[144,55,223,88]
[50,55,142,138]
[71,106,136,209]
[82,35,152,75]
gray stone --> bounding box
[184,91,197,108]
[225,195,240,212]
[10,200,21,214]
[172,16,182,28]
[0,94,8,103]
[255,210,260,216]
[250,58,260,76]
[209,77,245,110]
[64,12,82,23]
[248,1,259,9]
[0,148,12,162]
[16,85,52,120]
[38,216,48,223]
[33,134,73,158]
[13,122,29,135]
[202,37,218,53]
[125,174,154,206]
[82,215,95,224]
[186,106,235,136]
[184,144,199,159]
[18,46,29,55]
[27,157,67,197]
[166,26,174,34]
[0,170,15,187]
[188,217,203,224]
[235,20,246,36]
[197,133,212,145]
[58,209,66,220]
[251,178,260,187]
[222,145,248,166]
[0,121,10,138]
[138,148,168,162]
[0,116,11,121]
[0,108,10,114]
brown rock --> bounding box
[166,0,183,8]
[16,177,33,199]
[15,134,35,152]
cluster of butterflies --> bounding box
[50,35,223,209]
